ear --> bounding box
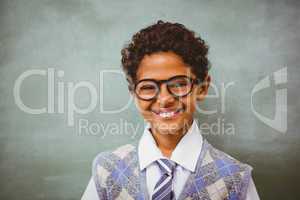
[128,85,134,96]
[195,74,211,101]
[126,76,135,96]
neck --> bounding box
[150,119,193,158]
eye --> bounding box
[174,82,188,87]
[140,85,156,90]
[169,80,189,88]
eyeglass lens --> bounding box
[135,76,193,100]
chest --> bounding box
[110,163,236,200]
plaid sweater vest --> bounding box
[92,139,252,200]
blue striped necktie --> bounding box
[152,158,177,200]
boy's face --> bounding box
[132,51,210,135]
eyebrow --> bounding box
[137,74,195,82]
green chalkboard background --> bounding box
[0,0,299,199]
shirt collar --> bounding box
[138,119,203,172]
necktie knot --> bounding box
[156,158,176,176]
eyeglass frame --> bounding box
[129,75,201,101]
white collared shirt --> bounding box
[138,120,203,198]
[81,120,260,200]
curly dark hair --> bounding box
[121,20,210,84]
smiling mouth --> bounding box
[152,108,184,119]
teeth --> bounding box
[152,109,183,118]
[159,111,176,118]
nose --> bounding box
[156,84,176,106]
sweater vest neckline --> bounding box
[93,139,252,200]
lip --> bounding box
[151,108,184,119]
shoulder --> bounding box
[201,140,253,199]
[91,143,143,199]
[93,143,137,164]
[203,139,253,172]
[92,143,138,173]
[91,143,138,186]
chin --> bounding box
[151,120,184,135]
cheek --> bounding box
[183,94,198,113]
[134,98,152,115]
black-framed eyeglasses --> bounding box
[129,75,201,101]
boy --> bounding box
[82,20,259,200]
